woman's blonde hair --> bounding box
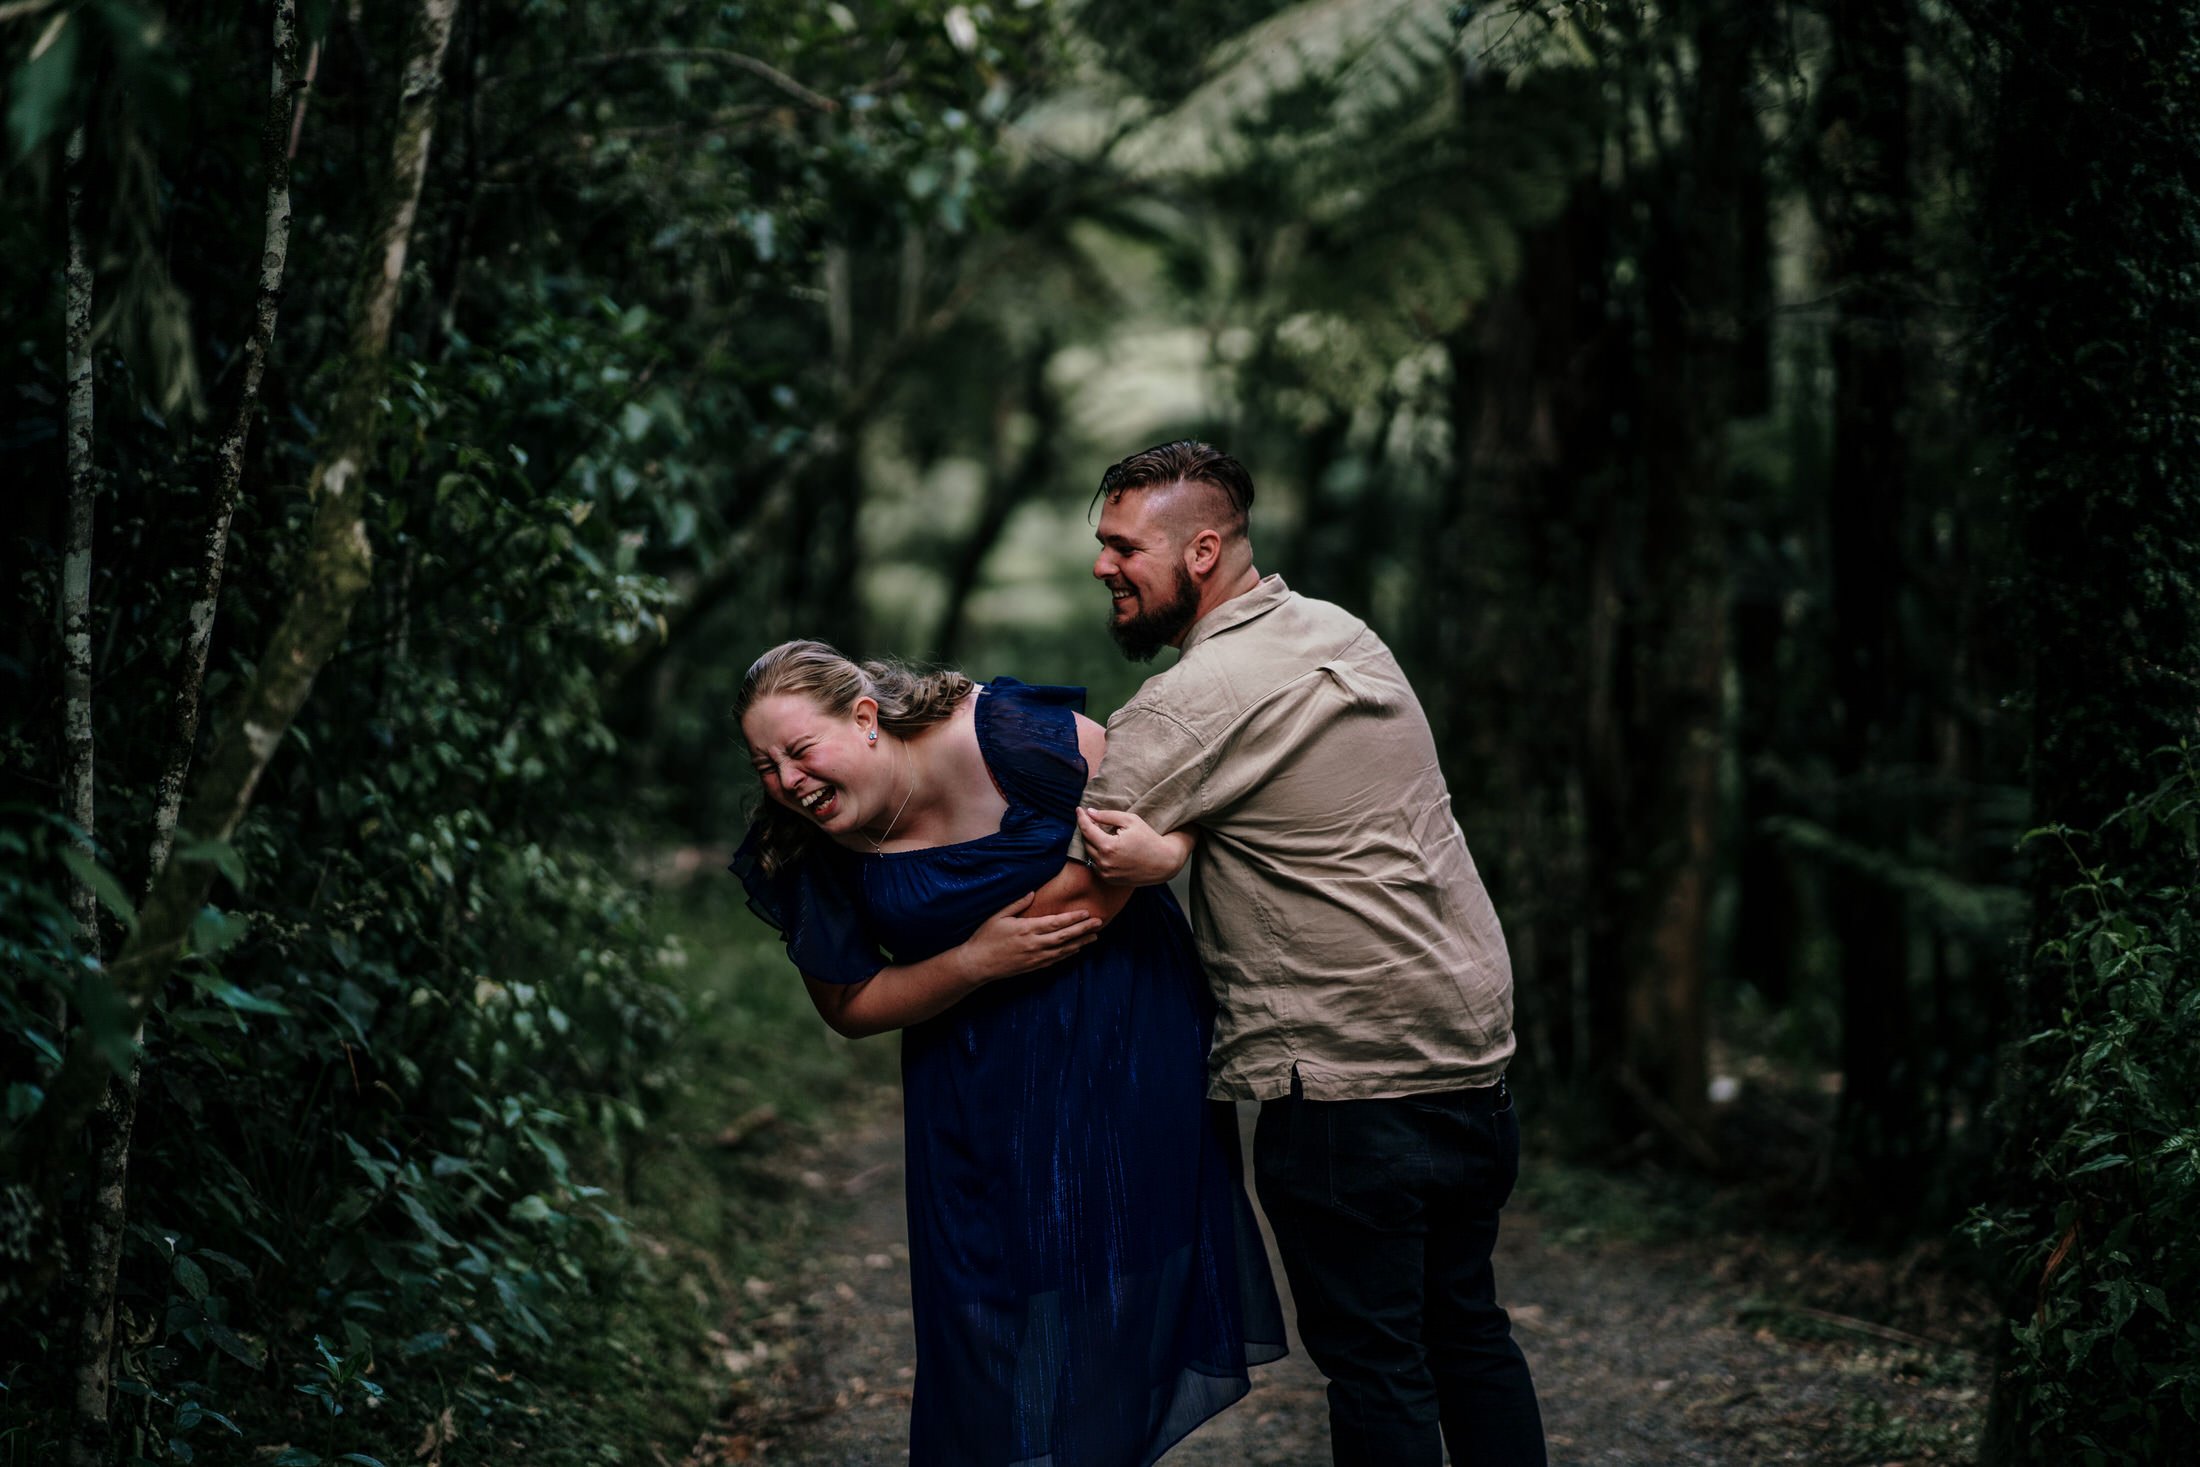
[735,640,973,874]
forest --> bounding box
[2,0,2196,1463]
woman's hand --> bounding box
[1075,808,1195,885]
[956,891,1103,981]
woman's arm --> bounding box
[1022,714,1196,922]
[805,891,1101,1038]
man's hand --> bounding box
[956,891,1103,980]
[1076,808,1195,886]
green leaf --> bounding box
[195,1249,253,1281]
[7,11,80,162]
[60,846,136,930]
[269,1451,320,1467]
[6,1083,44,1121]
[72,969,137,1076]
[337,1456,388,1466]
[182,970,290,1017]
[171,1255,209,1301]
[201,1320,264,1369]
[187,906,249,958]
[398,1192,459,1249]
[175,837,248,891]
[509,1194,555,1223]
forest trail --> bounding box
[689,1092,1985,1466]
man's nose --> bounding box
[1092,550,1113,579]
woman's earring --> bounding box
[866,729,878,745]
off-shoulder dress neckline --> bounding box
[858,681,1018,860]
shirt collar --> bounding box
[1180,573,1291,656]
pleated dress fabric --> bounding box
[734,679,1286,1466]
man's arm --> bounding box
[1076,807,1193,885]
[1023,712,1195,920]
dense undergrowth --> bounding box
[2,838,879,1467]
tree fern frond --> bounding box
[1120,0,1440,179]
[1266,68,1601,395]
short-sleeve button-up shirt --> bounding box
[1069,574,1516,1101]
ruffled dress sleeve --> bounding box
[974,678,1090,821]
[728,823,888,986]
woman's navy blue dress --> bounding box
[734,680,1285,1466]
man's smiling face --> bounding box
[1093,488,1200,662]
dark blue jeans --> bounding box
[1254,1078,1547,1467]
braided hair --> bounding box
[734,640,973,874]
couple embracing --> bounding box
[732,442,1546,1466]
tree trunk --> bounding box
[1436,182,1615,1098]
[1727,587,1798,1006]
[60,122,96,975]
[150,0,304,878]
[63,16,307,1461]
[1605,0,1758,1149]
[934,337,1058,661]
[58,116,111,1467]
[7,0,458,1205]
[1815,0,1925,1232]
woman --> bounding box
[732,640,1285,1466]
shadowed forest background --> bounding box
[3,0,2197,1463]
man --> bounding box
[1065,440,1546,1467]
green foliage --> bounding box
[1969,750,2200,1463]
[2,0,1063,1451]
[1106,0,1603,402]
[0,812,85,1136]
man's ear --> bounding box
[1184,526,1224,578]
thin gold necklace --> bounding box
[866,738,916,853]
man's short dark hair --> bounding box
[1092,440,1255,536]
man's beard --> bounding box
[1106,565,1200,662]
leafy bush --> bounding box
[1970,748,2200,1464]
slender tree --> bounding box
[62,12,306,1460]
[7,0,459,1204]
[1582,0,1762,1149]
[57,113,106,1467]
[1815,0,1927,1228]
[151,3,303,880]
[59,121,95,987]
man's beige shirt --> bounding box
[1070,574,1516,1101]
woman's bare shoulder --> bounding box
[1071,710,1105,772]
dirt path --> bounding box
[691,1093,1984,1465]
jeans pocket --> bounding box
[1322,1101,1429,1230]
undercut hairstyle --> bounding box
[735,639,972,874]
[1091,440,1255,538]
